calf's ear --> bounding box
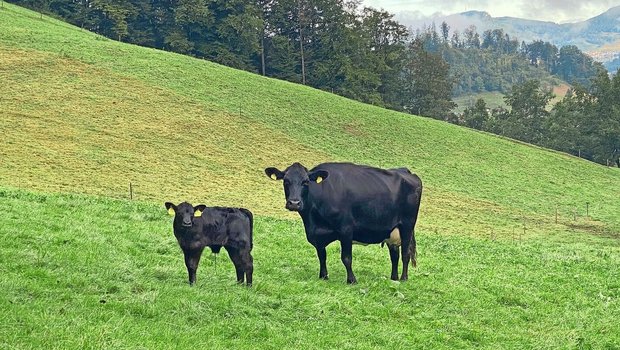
[309,170,329,183]
[194,204,207,217]
[164,202,177,216]
[265,167,284,181]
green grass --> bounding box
[1,3,620,348]
[1,187,619,349]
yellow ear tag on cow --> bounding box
[316,176,323,184]
[167,208,175,216]
[270,174,278,180]
[194,209,203,217]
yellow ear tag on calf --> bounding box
[167,208,175,216]
[270,174,278,180]
[194,210,203,217]
[316,176,323,184]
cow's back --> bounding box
[306,163,420,232]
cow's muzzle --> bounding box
[286,200,301,211]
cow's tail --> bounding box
[239,208,254,247]
[410,238,417,268]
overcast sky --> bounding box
[362,0,618,23]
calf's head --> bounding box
[165,202,206,227]
[265,162,328,212]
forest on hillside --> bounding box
[8,0,620,166]
[10,1,601,109]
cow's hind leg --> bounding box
[340,239,357,284]
[225,246,245,284]
[389,245,400,281]
[399,223,415,281]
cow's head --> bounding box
[165,202,206,227]
[265,162,328,212]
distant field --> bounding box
[453,92,507,112]
[454,82,570,113]
[1,3,620,348]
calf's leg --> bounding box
[225,246,245,284]
[183,248,204,286]
[243,251,254,286]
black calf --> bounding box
[165,202,254,286]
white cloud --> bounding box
[362,0,617,23]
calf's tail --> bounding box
[239,208,254,246]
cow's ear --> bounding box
[165,202,177,216]
[309,170,329,184]
[194,204,206,217]
[265,167,284,181]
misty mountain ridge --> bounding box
[398,6,620,72]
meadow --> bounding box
[1,3,619,348]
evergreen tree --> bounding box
[462,98,489,130]
[402,38,455,119]
[498,80,554,144]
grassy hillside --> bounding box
[1,4,619,238]
[1,3,620,348]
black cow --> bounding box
[265,162,422,284]
[164,202,254,286]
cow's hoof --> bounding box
[400,276,408,281]
[319,275,329,280]
[346,279,357,285]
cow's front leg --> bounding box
[339,239,357,284]
[315,245,328,280]
[183,248,204,286]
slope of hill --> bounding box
[1,3,620,235]
[1,3,620,348]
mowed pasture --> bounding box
[1,3,620,348]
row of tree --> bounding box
[15,0,417,110]
[460,72,620,166]
[14,1,602,115]
[415,25,603,95]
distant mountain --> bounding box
[398,6,620,72]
